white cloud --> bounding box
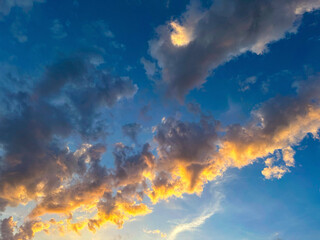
[167,192,223,240]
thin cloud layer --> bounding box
[0,0,44,18]
[149,0,320,100]
[167,191,222,240]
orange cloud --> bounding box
[170,21,193,47]
[2,77,320,239]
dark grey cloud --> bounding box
[219,75,320,178]
[149,0,320,100]
[148,76,320,201]
[28,144,110,218]
[0,54,148,239]
[152,116,220,192]
[155,116,219,165]
[139,104,152,121]
[36,56,87,97]
[36,55,137,139]
[2,50,320,239]
[0,55,138,213]
[0,217,14,240]
[113,143,154,187]
[0,216,44,240]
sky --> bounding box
[0,0,320,239]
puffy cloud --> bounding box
[0,217,50,240]
[1,54,320,239]
[0,217,15,240]
[149,116,220,202]
[37,56,137,105]
[219,76,320,175]
[36,56,87,97]
[0,54,141,238]
[113,143,155,187]
[149,76,320,205]
[88,191,152,231]
[0,55,138,210]
[28,144,109,218]
[262,165,289,179]
[149,0,320,100]
[36,55,137,139]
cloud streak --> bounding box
[167,192,222,240]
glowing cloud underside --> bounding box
[1,77,320,239]
[170,22,192,47]
[2,0,320,238]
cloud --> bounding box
[149,115,220,203]
[239,76,257,92]
[122,123,142,143]
[35,55,137,138]
[141,57,157,80]
[0,217,15,240]
[149,75,320,206]
[0,217,50,240]
[167,191,222,240]
[83,20,114,39]
[10,17,28,43]
[82,21,125,50]
[219,76,320,175]
[0,0,45,18]
[139,104,152,121]
[51,19,68,39]
[144,228,167,238]
[0,54,141,237]
[149,0,320,100]
[186,102,201,115]
[1,58,320,239]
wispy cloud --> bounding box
[167,192,223,240]
[144,228,167,238]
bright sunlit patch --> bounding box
[170,21,192,47]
